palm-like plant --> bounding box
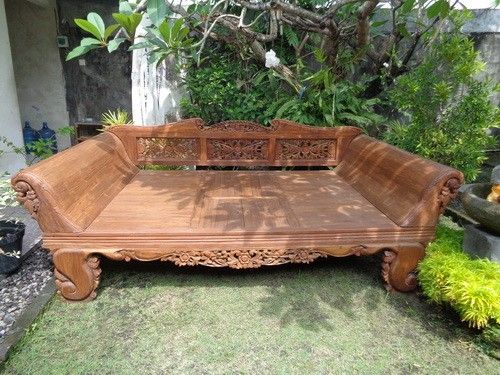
[101,109,133,130]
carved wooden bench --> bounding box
[12,119,463,301]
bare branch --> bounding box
[356,0,379,48]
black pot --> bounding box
[0,220,25,274]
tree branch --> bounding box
[356,0,379,48]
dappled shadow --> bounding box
[95,254,476,344]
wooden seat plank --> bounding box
[85,170,398,234]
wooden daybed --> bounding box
[12,119,463,301]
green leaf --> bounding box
[74,19,102,39]
[87,12,105,38]
[371,20,388,27]
[170,18,184,41]
[158,20,171,42]
[128,41,151,51]
[283,25,299,47]
[128,14,143,37]
[104,24,120,40]
[66,44,100,61]
[119,0,134,14]
[397,24,411,38]
[113,13,142,38]
[324,113,334,125]
[147,50,166,66]
[81,37,102,46]
[113,13,131,30]
[427,0,448,19]
[107,38,126,52]
[402,0,417,13]
[147,0,168,27]
[276,99,297,118]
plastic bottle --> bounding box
[22,121,39,153]
[38,122,58,154]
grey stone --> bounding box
[492,165,500,184]
[3,314,14,325]
[460,183,500,235]
[463,225,500,264]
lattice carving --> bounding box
[208,139,268,160]
[104,248,327,269]
[276,139,336,160]
[202,121,276,132]
[137,137,199,160]
[13,181,40,219]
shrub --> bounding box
[418,220,500,329]
[385,34,499,181]
[180,54,282,124]
[181,49,384,130]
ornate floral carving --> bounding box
[207,139,269,160]
[202,121,276,132]
[54,255,101,301]
[13,181,40,219]
[104,248,327,269]
[276,139,336,160]
[381,250,396,291]
[438,177,462,213]
[350,245,369,256]
[137,137,199,160]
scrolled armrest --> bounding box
[336,135,463,227]
[11,132,138,234]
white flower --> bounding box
[383,62,389,68]
[265,49,280,68]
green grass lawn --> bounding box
[1,244,498,373]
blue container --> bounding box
[22,121,39,153]
[38,122,58,154]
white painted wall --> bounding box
[132,15,183,125]
[5,0,70,151]
[0,0,25,174]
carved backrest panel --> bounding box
[109,118,363,167]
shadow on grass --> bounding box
[98,255,474,341]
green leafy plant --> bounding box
[385,32,499,181]
[1,126,75,162]
[67,12,124,60]
[181,53,283,124]
[418,221,500,329]
[181,48,384,129]
[101,108,133,130]
[112,1,143,39]
[129,18,193,66]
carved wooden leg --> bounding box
[381,244,425,292]
[52,249,101,301]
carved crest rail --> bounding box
[109,118,362,167]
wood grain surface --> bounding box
[11,119,464,301]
